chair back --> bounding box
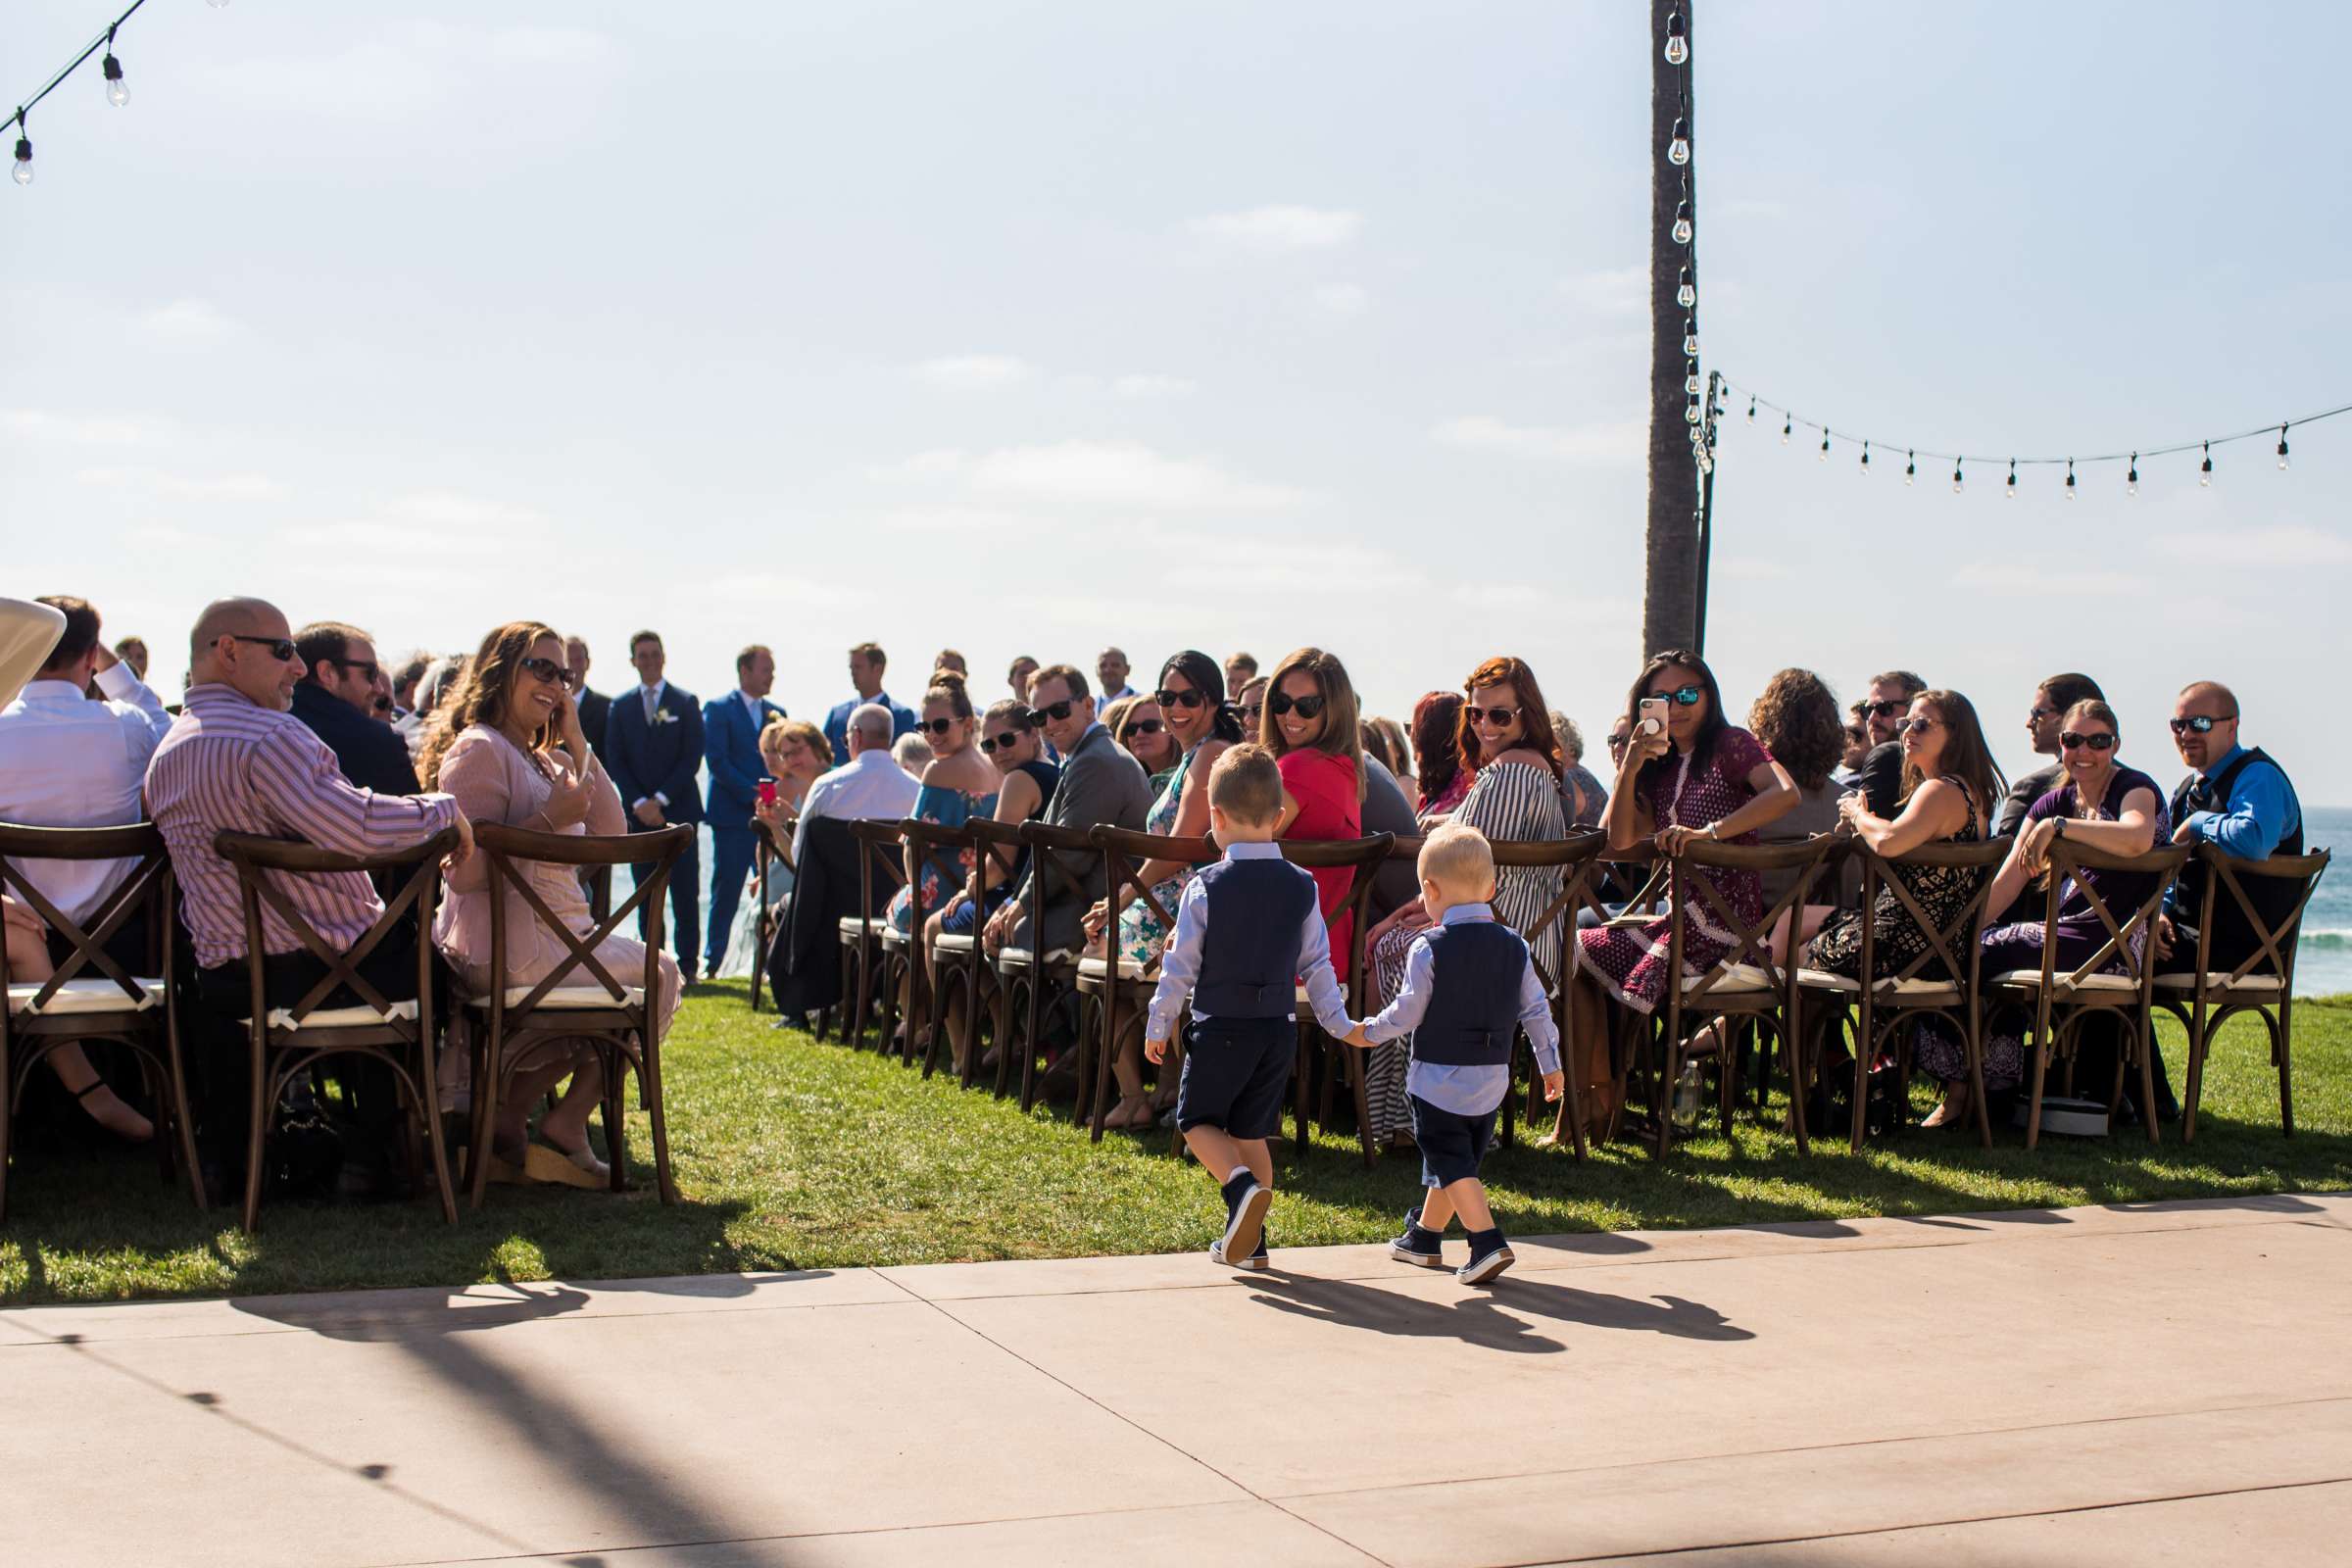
[2029,838,2192,1001]
[847,818,909,922]
[1381,828,1610,994]
[1849,837,2011,994]
[214,828,459,1029]
[1274,833,1397,1004]
[0,822,171,1013]
[966,815,1026,908]
[1015,820,1104,955]
[898,814,977,935]
[1092,826,1207,980]
[2181,844,2331,994]
[471,824,690,1024]
[1667,835,1843,1009]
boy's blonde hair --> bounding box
[1418,821,1495,900]
[1208,742,1284,825]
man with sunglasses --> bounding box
[1995,672,2106,840]
[290,620,419,798]
[1851,669,1926,816]
[982,664,1151,962]
[2157,681,2304,975]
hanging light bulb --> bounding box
[2064,461,2077,500]
[1676,267,1695,310]
[1818,430,1830,462]
[1904,450,1916,486]
[2127,454,2138,497]
[10,133,29,187]
[1668,118,1690,167]
[1664,11,1688,64]
[2200,441,2213,487]
[103,50,127,108]
[1745,398,1756,424]
[1682,318,1699,357]
[1859,442,1871,475]
[1672,200,1692,246]
[1686,397,1703,425]
[1781,416,1791,445]
[2278,425,2291,470]
[1685,363,1701,397]
[1952,461,1965,494]
[2005,460,2018,499]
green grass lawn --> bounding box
[4,982,2348,1304]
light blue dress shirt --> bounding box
[2178,742,2301,861]
[1360,903,1561,1116]
[1145,841,1354,1042]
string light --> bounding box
[2064,460,2077,500]
[1818,429,1830,461]
[1746,397,1756,424]
[1673,200,1692,246]
[2128,455,2138,497]
[6,1,198,190]
[2278,425,2290,470]
[1685,362,1701,397]
[2200,441,2213,487]
[102,32,126,108]
[1781,416,1791,445]
[1683,318,1700,358]
[1859,441,1871,475]
[1664,10,1688,65]
[1677,267,1694,310]
[2005,460,2018,499]
[1668,118,1690,166]
[10,122,29,186]
[1952,460,1965,494]
[1905,450,1916,485]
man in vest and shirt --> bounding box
[2158,681,2305,975]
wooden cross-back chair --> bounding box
[215,827,461,1233]
[1274,833,1396,1167]
[844,819,910,1052]
[896,816,977,1076]
[1796,837,2010,1151]
[1086,825,1206,1144]
[946,815,1027,1096]
[1987,838,2191,1151]
[2154,844,2329,1142]
[0,822,203,1221]
[1648,834,1844,1158]
[466,822,692,1208]
[1004,820,1100,1118]
[748,828,776,1014]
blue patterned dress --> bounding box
[887,782,997,933]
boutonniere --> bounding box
[651,708,678,726]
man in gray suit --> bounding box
[983,662,1152,958]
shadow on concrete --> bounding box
[1501,1279,1755,1341]
[227,1268,826,1342]
[1244,1272,1563,1354]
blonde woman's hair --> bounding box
[1418,821,1495,901]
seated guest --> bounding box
[1224,652,1258,697]
[1554,713,1607,829]
[1835,705,1871,786]
[1746,668,1850,911]
[112,635,149,680]
[1796,690,2002,1127]
[1997,672,2106,838]
[0,595,172,1140]
[1410,691,1470,818]
[1261,647,1367,961]
[892,730,933,777]
[395,655,464,760]
[1974,698,2169,1115]
[719,716,831,979]
[934,649,968,678]
[563,636,611,763]
[1566,649,1797,1140]
[1006,655,1040,702]
[983,664,1152,962]
[824,642,916,762]
[426,621,676,1186]
[391,653,432,719]
[146,598,469,1182]
[2159,681,2304,974]
[1098,695,1136,752]
[1362,715,1411,792]
[1235,674,1268,738]
[604,629,704,978]
[794,703,922,871]
[1114,696,1180,786]
[931,699,1061,1070]
[292,620,418,795]
[701,644,785,982]
[1096,647,1139,706]
[886,674,998,1041]
[1853,669,1927,816]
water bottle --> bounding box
[1671,1057,1706,1135]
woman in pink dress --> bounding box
[1260,646,1365,963]
[423,620,683,1188]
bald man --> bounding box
[2159,680,2305,975]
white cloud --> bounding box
[1309,282,1371,319]
[959,440,1314,511]
[191,22,621,122]
[878,504,1027,534]
[156,473,284,501]
[1721,197,1789,220]
[912,355,1037,391]
[1111,373,1197,401]
[383,490,547,529]
[2156,523,2352,567]
[867,448,971,483]
[2,409,146,445]
[137,300,241,344]
[1557,266,1647,317]
[1431,415,1645,465]
[1953,563,2148,597]
[1722,558,1794,582]
[1184,205,1362,254]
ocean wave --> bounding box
[2301,929,2352,951]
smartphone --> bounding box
[757,779,778,808]
[1638,697,1668,737]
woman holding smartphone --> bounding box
[1557,649,1797,1143]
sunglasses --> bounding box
[1464,705,1521,726]
[1123,718,1164,738]
[332,658,382,683]
[1606,733,1631,754]
[2169,714,2234,735]
[228,634,299,662]
[1239,703,1264,726]
[518,656,566,683]
[1645,684,1704,707]
[2028,706,2059,723]
[978,730,1026,755]
[1864,699,1908,718]
[1026,699,1077,725]
[2060,731,2117,752]
[1895,716,1937,736]
[1152,687,1208,710]
[1267,691,1327,720]
[917,716,961,738]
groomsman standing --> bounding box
[607,629,705,978]
[565,634,612,766]
[703,644,785,978]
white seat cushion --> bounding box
[1797,968,1963,1001]
[262,999,420,1031]
[932,933,977,955]
[837,916,884,938]
[1078,954,1146,981]
[8,977,165,1015]
[464,985,646,1009]
[997,947,1078,969]
[1795,967,1859,994]
[1684,962,1775,995]
[2153,971,2285,997]
[1990,968,2143,995]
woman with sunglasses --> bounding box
[1260,646,1367,960]
[886,672,997,939]
[1080,651,1242,1129]
[1563,649,1797,1142]
[1115,697,1183,786]
[427,620,678,1187]
[927,700,1060,1072]
[714,718,831,979]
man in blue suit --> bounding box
[822,641,916,763]
[703,643,786,978]
[605,628,706,979]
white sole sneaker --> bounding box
[1389,1242,1446,1268]
[1456,1246,1515,1286]
[1221,1183,1271,1263]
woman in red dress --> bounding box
[1259,647,1365,963]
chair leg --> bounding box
[241,1038,270,1235]
[2276,1004,2295,1137]
[643,1036,678,1204]
[466,1024,500,1210]
[416,1046,458,1225]
[0,1036,13,1226]
[2024,1019,2051,1152]
[2134,1017,2161,1147]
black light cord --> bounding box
[12,0,152,138]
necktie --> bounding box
[642,688,657,723]
[2188,774,2215,810]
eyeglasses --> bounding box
[1464,705,1521,727]
[919,716,958,738]
[1240,703,1263,727]
[1123,718,1164,738]
[2169,714,2234,735]
[332,658,382,683]
[1267,691,1327,720]
[2028,706,2059,723]
[1864,699,1909,718]
[2060,731,2118,752]
[978,730,1025,755]
[1152,687,1208,710]
[1606,732,1631,755]
[227,634,299,662]
[1646,684,1704,707]
[1895,716,1937,736]
[1026,699,1077,725]
[518,656,566,683]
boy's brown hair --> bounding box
[1207,742,1284,825]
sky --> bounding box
[5,1,2347,798]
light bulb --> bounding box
[1952,463,1965,494]
[103,55,128,108]
[1818,432,1830,461]
[1904,451,1916,486]
[10,137,29,187]
[1664,11,1688,65]
[1672,200,1691,246]
[1685,370,1701,396]
[1676,267,1694,309]
[1669,119,1690,166]
[1686,400,1702,425]
[2127,455,2138,497]
[2278,426,2290,469]
[1682,319,1699,358]
[2199,441,2213,487]
[1781,417,1791,445]
[1859,443,1871,475]
[2064,463,2077,500]
[2005,462,2018,499]
[1745,399,1756,424]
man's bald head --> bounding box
[2179,679,2238,713]
[190,597,288,660]
[190,596,300,710]
[848,703,895,754]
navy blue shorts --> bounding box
[1411,1095,1498,1189]
[1175,1015,1295,1139]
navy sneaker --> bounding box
[1457,1228,1514,1286]
[1389,1207,1446,1268]
[1218,1172,1271,1265]
[1211,1231,1271,1271]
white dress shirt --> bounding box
[792,747,923,868]
[0,662,173,924]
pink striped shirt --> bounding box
[145,683,462,970]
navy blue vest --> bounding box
[1193,856,1318,1019]
[1411,921,1529,1067]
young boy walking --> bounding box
[1145,744,1357,1270]
[1348,822,1562,1285]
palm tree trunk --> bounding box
[1643,0,1698,657]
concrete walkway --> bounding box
[5,1193,2348,1566]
